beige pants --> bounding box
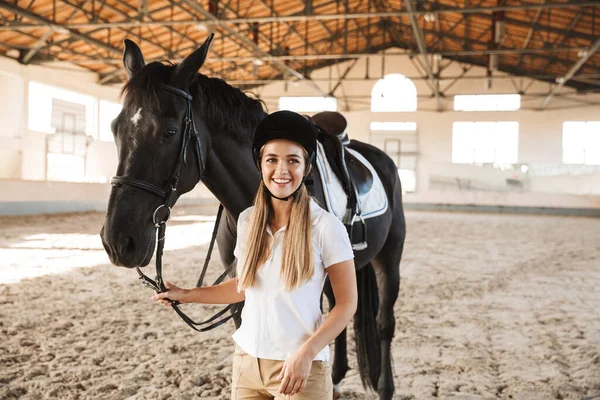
[231,345,333,400]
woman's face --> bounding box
[260,139,307,199]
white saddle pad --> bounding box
[315,142,388,221]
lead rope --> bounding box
[137,204,241,332]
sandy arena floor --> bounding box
[1,207,599,400]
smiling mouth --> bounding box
[273,178,291,185]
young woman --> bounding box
[152,110,357,399]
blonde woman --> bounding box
[153,110,357,399]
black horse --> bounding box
[100,34,406,400]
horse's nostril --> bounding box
[124,236,136,254]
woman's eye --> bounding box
[164,129,177,139]
[265,158,276,163]
[289,159,299,164]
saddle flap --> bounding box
[345,152,373,196]
[317,133,373,197]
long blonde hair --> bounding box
[238,150,314,292]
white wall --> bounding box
[0,56,121,182]
[0,50,599,215]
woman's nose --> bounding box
[275,161,288,174]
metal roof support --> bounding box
[329,58,358,96]
[3,2,597,29]
[516,0,547,68]
[40,0,163,56]
[21,28,53,64]
[405,0,443,111]
[0,0,123,56]
[539,37,600,109]
[538,8,586,75]
[408,55,436,93]
[19,0,95,64]
[218,74,600,85]
[66,46,593,63]
[176,0,326,96]
[252,0,321,55]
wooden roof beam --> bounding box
[3,1,598,30]
[176,0,326,96]
[0,0,122,56]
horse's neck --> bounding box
[201,136,260,218]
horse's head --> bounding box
[100,34,214,268]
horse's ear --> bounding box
[123,39,145,79]
[174,33,214,87]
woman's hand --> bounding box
[277,349,313,396]
[151,281,189,306]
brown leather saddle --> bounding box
[311,111,373,196]
[311,111,373,250]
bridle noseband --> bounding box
[110,83,240,332]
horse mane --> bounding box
[120,61,266,145]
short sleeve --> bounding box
[233,208,251,260]
[320,216,354,268]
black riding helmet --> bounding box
[252,110,318,201]
[252,110,317,173]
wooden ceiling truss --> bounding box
[0,0,598,110]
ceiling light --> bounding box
[424,13,436,23]
[6,49,19,58]
[195,23,208,32]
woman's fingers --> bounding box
[152,291,175,306]
[278,375,291,395]
[299,379,307,394]
[276,362,286,381]
[288,379,304,396]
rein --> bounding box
[111,83,241,332]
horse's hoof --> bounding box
[333,383,342,399]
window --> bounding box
[454,94,521,111]
[371,74,417,112]
[278,96,337,112]
[99,100,122,142]
[28,81,97,137]
[563,121,600,165]
[452,121,519,164]
[370,122,417,131]
[369,122,418,193]
[46,153,85,182]
[51,99,86,134]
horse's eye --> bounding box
[164,129,177,139]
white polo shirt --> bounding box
[231,198,354,362]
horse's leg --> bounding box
[371,219,405,400]
[324,279,348,398]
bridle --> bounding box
[110,83,240,332]
[111,84,205,202]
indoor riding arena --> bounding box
[1,1,599,399]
